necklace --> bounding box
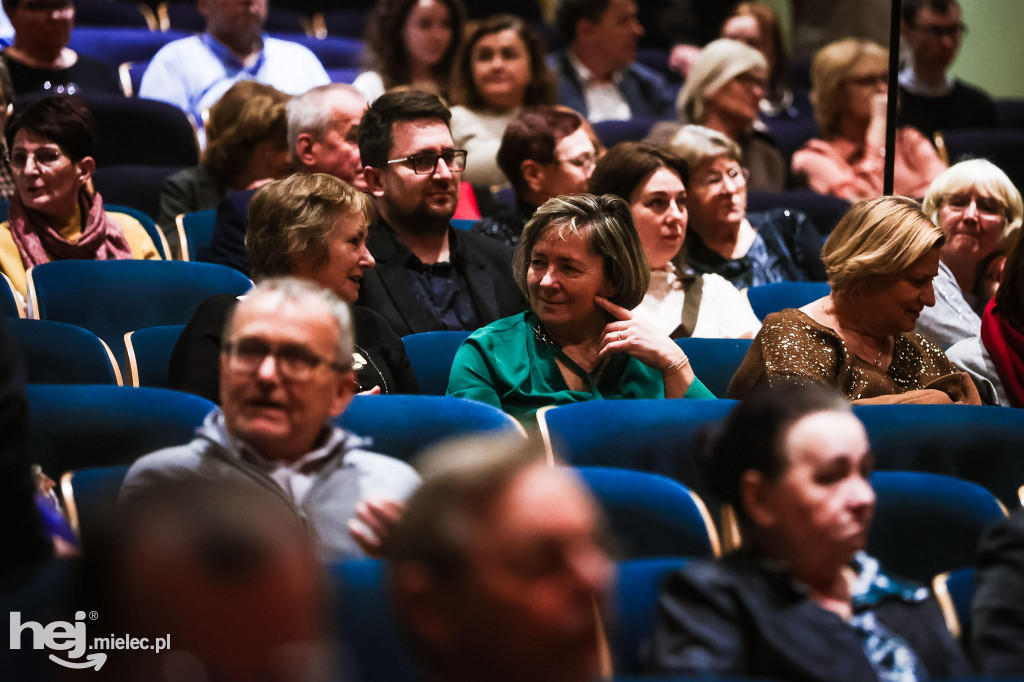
[817,301,891,369]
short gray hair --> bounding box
[677,38,767,123]
[922,158,1023,242]
[668,124,743,170]
[225,277,355,369]
[286,84,365,164]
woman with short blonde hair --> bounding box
[729,196,981,405]
[792,38,946,200]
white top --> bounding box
[633,266,762,339]
[352,70,386,104]
[566,50,631,123]
[450,105,515,188]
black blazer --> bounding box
[973,509,1024,675]
[208,188,258,277]
[357,220,524,337]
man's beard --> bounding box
[383,190,458,237]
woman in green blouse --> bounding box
[447,193,714,425]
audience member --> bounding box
[0,0,119,96]
[973,506,1024,674]
[0,58,16,200]
[916,159,1022,349]
[0,95,159,301]
[448,193,713,425]
[947,230,1024,407]
[95,479,340,682]
[646,381,970,680]
[729,196,981,405]
[474,106,596,247]
[157,80,292,255]
[551,0,674,122]
[357,89,522,336]
[208,83,367,275]
[170,173,419,403]
[649,39,785,192]
[449,15,556,188]
[668,125,824,288]
[390,434,613,682]
[898,0,996,139]
[123,277,420,562]
[588,142,760,338]
[721,2,794,118]
[793,38,947,201]
[138,0,329,146]
[353,0,466,104]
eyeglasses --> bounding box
[697,165,749,193]
[555,151,597,174]
[910,22,967,39]
[846,72,888,88]
[9,147,66,171]
[944,193,1005,219]
[384,149,467,175]
[222,339,350,380]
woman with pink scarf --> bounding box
[0,95,159,302]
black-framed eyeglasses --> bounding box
[222,339,351,380]
[910,22,967,39]
[384,149,467,175]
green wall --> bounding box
[953,0,1024,99]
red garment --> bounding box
[7,189,132,268]
[980,297,1024,408]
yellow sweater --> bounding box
[0,212,161,299]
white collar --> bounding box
[567,49,624,87]
[899,66,955,97]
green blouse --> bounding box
[447,311,715,425]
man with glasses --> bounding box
[898,0,995,139]
[121,277,420,562]
[357,90,523,337]
[475,106,597,248]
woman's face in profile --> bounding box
[753,411,875,565]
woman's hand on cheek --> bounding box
[594,295,686,370]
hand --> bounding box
[348,499,406,558]
[669,44,701,78]
[594,296,685,371]
[358,385,382,396]
[866,92,889,150]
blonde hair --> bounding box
[809,38,887,139]
[823,196,945,295]
[676,38,767,123]
[922,158,1023,243]
[667,124,742,171]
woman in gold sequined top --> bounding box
[728,196,982,404]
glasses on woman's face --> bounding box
[845,72,888,88]
[944,192,1005,219]
[556,151,598,174]
[9,146,65,171]
[696,165,749,193]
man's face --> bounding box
[298,91,367,188]
[219,292,354,462]
[8,0,74,55]
[582,0,643,71]
[440,465,613,682]
[364,118,460,232]
[904,4,964,75]
[198,0,267,37]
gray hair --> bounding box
[287,84,365,164]
[677,38,767,123]
[668,124,743,170]
[225,277,355,369]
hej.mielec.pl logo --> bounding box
[10,610,171,671]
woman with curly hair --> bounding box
[156,81,292,255]
[448,14,556,188]
[353,0,467,104]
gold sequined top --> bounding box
[727,308,963,401]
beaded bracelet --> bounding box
[661,355,690,377]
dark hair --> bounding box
[358,89,452,169]
[5,95,97,161]
[204,81,291,189]
[698,382,851,527]
[449,15,556,111]
[362,0,467,94]
[902,0,959,25]
[496,105,584,195]
[996,231,1024,332]
[0,59,14,110]
[555,0,614,44]
[588,141,688,202]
